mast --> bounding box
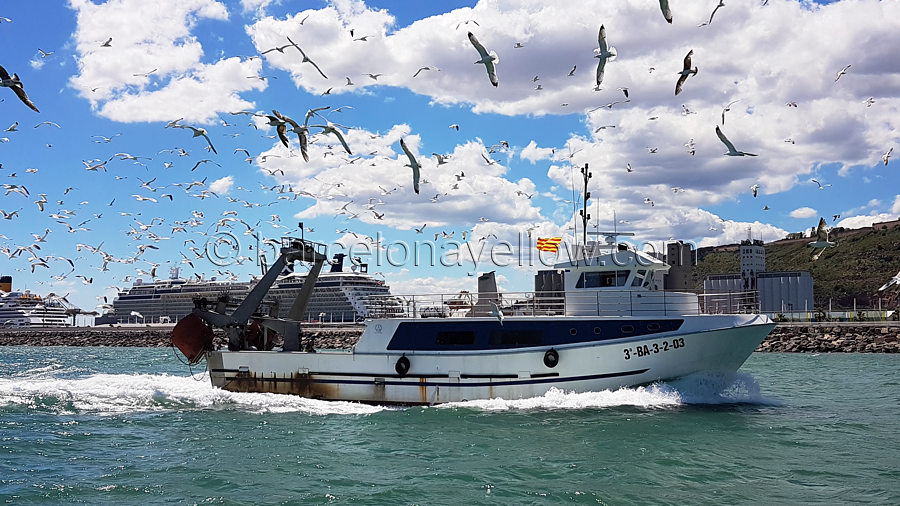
[578,163,591,248]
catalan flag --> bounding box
[536,237,562,253]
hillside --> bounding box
[692,225,900,309]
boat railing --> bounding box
[366,289,761,319]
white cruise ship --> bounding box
[109,256,392,324]
[1,276,72,327]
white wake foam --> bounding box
[442,385,684,411]
[441,372,779,411]
[0,372,385,416]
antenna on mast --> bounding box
[578,163,591,248]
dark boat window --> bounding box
[490,330,542,347]
[575,270,631,288]
[569,328,577,336]
[647,323,660,331]
[436,331,475,345]
[593,327,602,335]
[621,325,634,333]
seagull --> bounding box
[413,66,437,78]
[750,184,759,197]
[626,163,633,173]
[834,64,851,82]
[715,126,756,156]
[864,97,875,107]
[0,64,40,112]
[659,0,673,23]
[567,65,577,76]
[593,25,616,87]
[489,301,503,325]
[364,73,383,80]
[675,50,698,95]
[514,42,524,48]
[810,178,831,190]
[432,153,449,165]
[699,1,725,27]
[285,36,328,80]
[415,224,427,234]
[100,37,112,47]
[308,121,351,155]
[174,125,217,154]
[37,48,54,58]
[399,138,421,194]
[832,214,840,221]
[449,124,459,131]
[5,122,17,131]
[878,269,900,291]
[272,110,310,162]
[883,147,892,166]
[685,138,696,155]
[809,217,835,260]
[468,32,499,87]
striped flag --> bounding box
[536,237,562,252]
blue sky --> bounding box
[1,0,898,312]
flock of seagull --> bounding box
[2,2,899,311]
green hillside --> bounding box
[692,225,900,309]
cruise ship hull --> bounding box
[206,314,774,405]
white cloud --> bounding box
[790,207,818,219]
[68,0,265,123]
[835,213,897,230]
[892,195,900,214]
[519,140,554,163]
[209,175,234,194]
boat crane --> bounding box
[172,236,328,363]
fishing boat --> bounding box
[172,234,774,405]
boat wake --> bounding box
[0,372,386,416]
[443,372,780,411]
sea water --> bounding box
[1,347,898,504]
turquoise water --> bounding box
[1,347,898,504]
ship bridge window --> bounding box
[631,269,647,287]
[436,331,475,345]
[576,270,630,288]
[489,330,543,347]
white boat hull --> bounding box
[207,314,774,405]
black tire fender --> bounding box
[543,348,559,368]
[395,354,411,377]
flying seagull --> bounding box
[659,0,673,23]
[285,36,328,80]
[468,32,499,87]
[489,301,503,325]
[715,126,756,156]
[721,99,740,125]
[878,269,900,291]
[834,64,851,82]
[699,1,725,27]
[750,184,759,197]
[883,147,892,166]
[181,126,217,154]
[809,217,835,261]
[309,121,351,155]
[0,64,39,112]
[272,110,310,162]
[675,50,698,96]
[399,137,421,194]
[593,25,616,87]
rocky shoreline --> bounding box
[1,324,898,353]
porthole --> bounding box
[593,327,602,335]
[647,323,660,331]
[621,325,634,333]
[569,328,577,336]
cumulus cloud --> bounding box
[790,207,818,219]
[209,175,234,194]
[519,140,554,163]
[892,195,900,214]
[68,0,265,123]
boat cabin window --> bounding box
[575,270,630,288]
[489,330,543,347]
[436,331,475,345]
[631,269,647,287]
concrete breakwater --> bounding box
[1,324,899,353]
